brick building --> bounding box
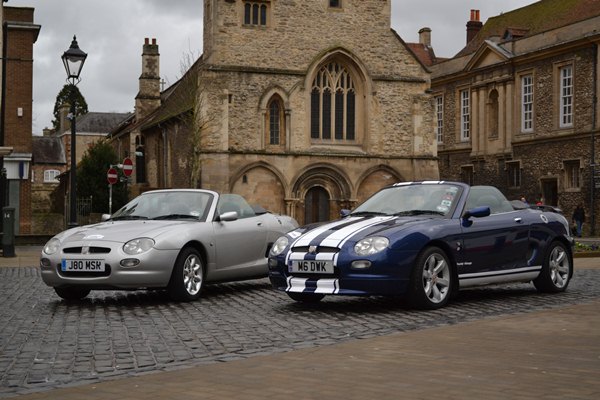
[431,0,600,234]
[110,0,438,225]
[1,5,39,235]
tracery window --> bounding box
[310,62,356,141]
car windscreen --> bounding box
[111,191,213,221]
[351,183,462,217]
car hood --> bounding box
[53,220,197,245]
[290,215,433,248]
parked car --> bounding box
[268,181,573,309]
[40,189,298,301]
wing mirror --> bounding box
[218,211,239,222]
[340,209,351,218]
[101,214,111,221]
[461,206,491,227]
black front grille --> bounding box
[63,247,111,254]
[291,246,339,254]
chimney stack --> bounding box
[135,37,161,121]
[466,9,482,44]
[418,27,431,47]
[59,103,71,133]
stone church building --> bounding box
[110,0,437,225]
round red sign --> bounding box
[107,167,118,185]
[122,157,133,176]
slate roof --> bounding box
[456,0,600,57]
[32,136,65,164]
[75,112,132,134]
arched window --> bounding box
[310,62,356,141]
[135,135,146,183]
[488,89,499,138]
[267,95,284,146]
[244,1,268,26]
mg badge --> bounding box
[308,245,317,254]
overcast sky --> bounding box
[7,0,538,135]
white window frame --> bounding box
[460,89,470,141]
[44,169,60,183]
[435,95,444,143]
[559,65,573,128]
[521,75,533,132]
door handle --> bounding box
[514,217,522,223]
[257,222,263,226]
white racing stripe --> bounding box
[459,265,541,279]
[293,217,365,247]
[321,216,396,248]
[285,277,339,294]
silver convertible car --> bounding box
[40,190,298,301]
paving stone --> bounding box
[0,266,599,397]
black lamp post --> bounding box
[61,36,87,228]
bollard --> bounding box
[2,207,15,258]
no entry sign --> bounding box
[122,157,133,176]
[107,167,118,185]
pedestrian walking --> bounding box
[572,204,585,237]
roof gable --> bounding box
[464,40,513,71]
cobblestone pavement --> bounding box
[1,267,599,398]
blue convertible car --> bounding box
[268,181,573,309]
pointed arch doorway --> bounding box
[304,186,330,224]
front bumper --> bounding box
[268,251,414,296]
[40,244,179,290]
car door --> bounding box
[211,195,268,280]
[459,187,530,279]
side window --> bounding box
[217,194,257,219]
[466,187,513,214]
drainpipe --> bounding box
[591,42,598,236]
[161,126,168,188]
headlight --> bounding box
[43,238,61,255]
[354,237,389,256]
[270,236,289,257]
[123,238,155,255]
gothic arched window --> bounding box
[267,95,284,146]
[310,62,356,142]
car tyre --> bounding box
[533,241,572,293]
[168,247,204,302]
[287,292,325,303]
[55,287,90,301]
[408,246,453,310]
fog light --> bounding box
[40,258,51,268]
[351,260,371,269]
[120,259,140,268]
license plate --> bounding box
[61,259,106,272]
[289,260,334,274]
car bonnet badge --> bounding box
[308,245,317,254]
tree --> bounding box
[52,84,89,131]
[77,140,128,214]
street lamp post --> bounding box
[61,36,87,229]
